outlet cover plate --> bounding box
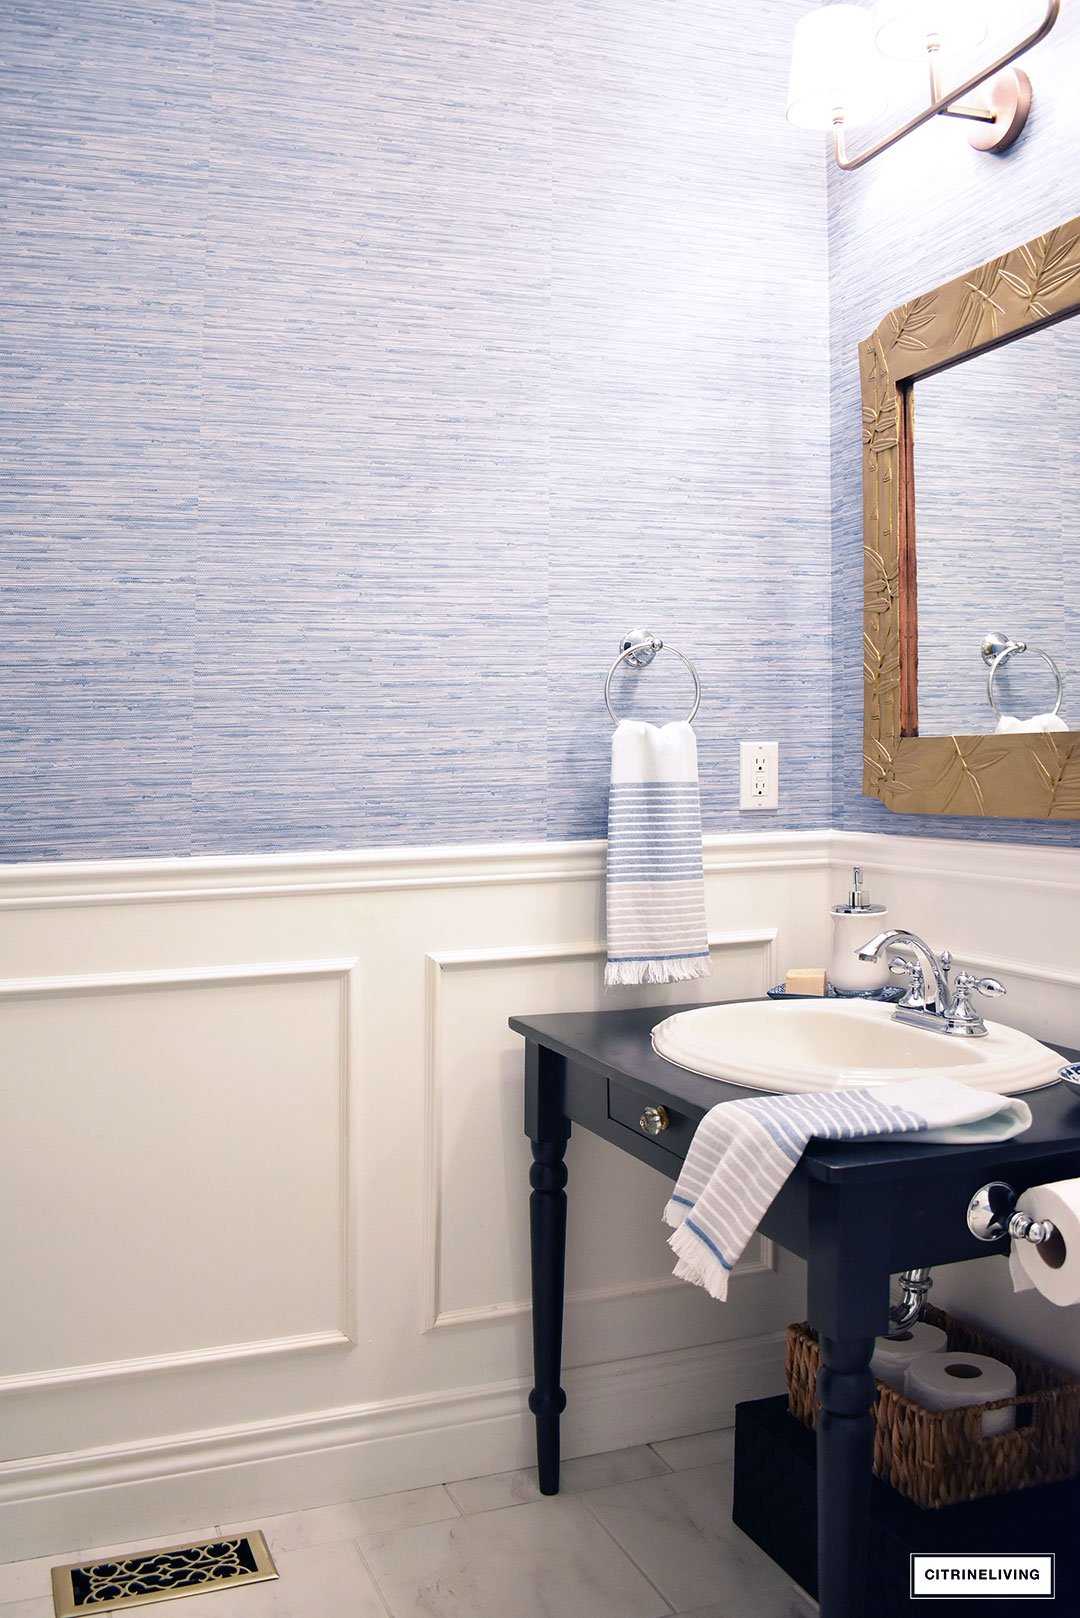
[739,741,778,811]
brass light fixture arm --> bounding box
[832,0,1060,171]
[926,41,995,122]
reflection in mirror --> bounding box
[913,315,1078,736]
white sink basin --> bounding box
[651,998,1061,1095]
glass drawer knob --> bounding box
[639,1105,670,1136]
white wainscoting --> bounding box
[3,826,1074,1561]
[0,833,825,1561]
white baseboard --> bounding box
[0,1332,788,1563]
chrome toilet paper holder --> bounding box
[967,1181,1057,1246]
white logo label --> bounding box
[910,1554,1054,1599]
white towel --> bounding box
[663,1079,1032,1301]
[995,712,1068,733]
[605,720,711,987]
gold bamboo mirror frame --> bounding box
[862,216,1080,819]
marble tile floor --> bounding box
[0,1428,818,1618]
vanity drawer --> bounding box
[607,1079,696,1158]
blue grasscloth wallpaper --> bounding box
[0,0,831,859]
[828,0,1080,847]
[7,2,1078,862]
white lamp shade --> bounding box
[786,6,888,131]
[876,2,988,61]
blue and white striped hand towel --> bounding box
[604,720,711,987]
[663,1078,1032,1300]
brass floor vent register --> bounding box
[51,1531,277,1615]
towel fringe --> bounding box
[604,956,711,987]
[666,1220,732,1302]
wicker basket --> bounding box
[786,1304,1080,1509]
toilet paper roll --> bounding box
[904,1352,1017,1437]
[1009,1178,1080,1306]
[870,1323,948,1391]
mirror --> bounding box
[914,315,1078,737]
[861,217,1080,818]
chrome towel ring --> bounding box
[980,631,1063,719]
[604,628,702,725]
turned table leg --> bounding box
[528,1131,569,1494]
[816,1334,877,1618]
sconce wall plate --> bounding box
[962,66,1031,154]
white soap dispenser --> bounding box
[829,867,889,994]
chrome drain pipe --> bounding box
[888,1267,933,1333]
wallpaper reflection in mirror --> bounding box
[914,315,1079,736]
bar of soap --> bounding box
[785,967,828,996]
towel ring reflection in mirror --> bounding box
[980,632,1063,720]
[604,628,702,726]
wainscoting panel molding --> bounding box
[423,933,778,1333]
[0,961,355,1391]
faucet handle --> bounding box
[946,970,1006,1036]
[956,969,1005,999]
[889,952,932,1011]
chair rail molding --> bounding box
[0,830,831,909]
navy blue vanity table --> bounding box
[510,1000,1080,1618]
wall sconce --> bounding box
[787,1,1061,171]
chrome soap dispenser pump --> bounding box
[829,866,889,994]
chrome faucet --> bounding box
[856,928,1006,1038]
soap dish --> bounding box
[767,983,904,1002]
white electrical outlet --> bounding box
[739,740,779,811]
